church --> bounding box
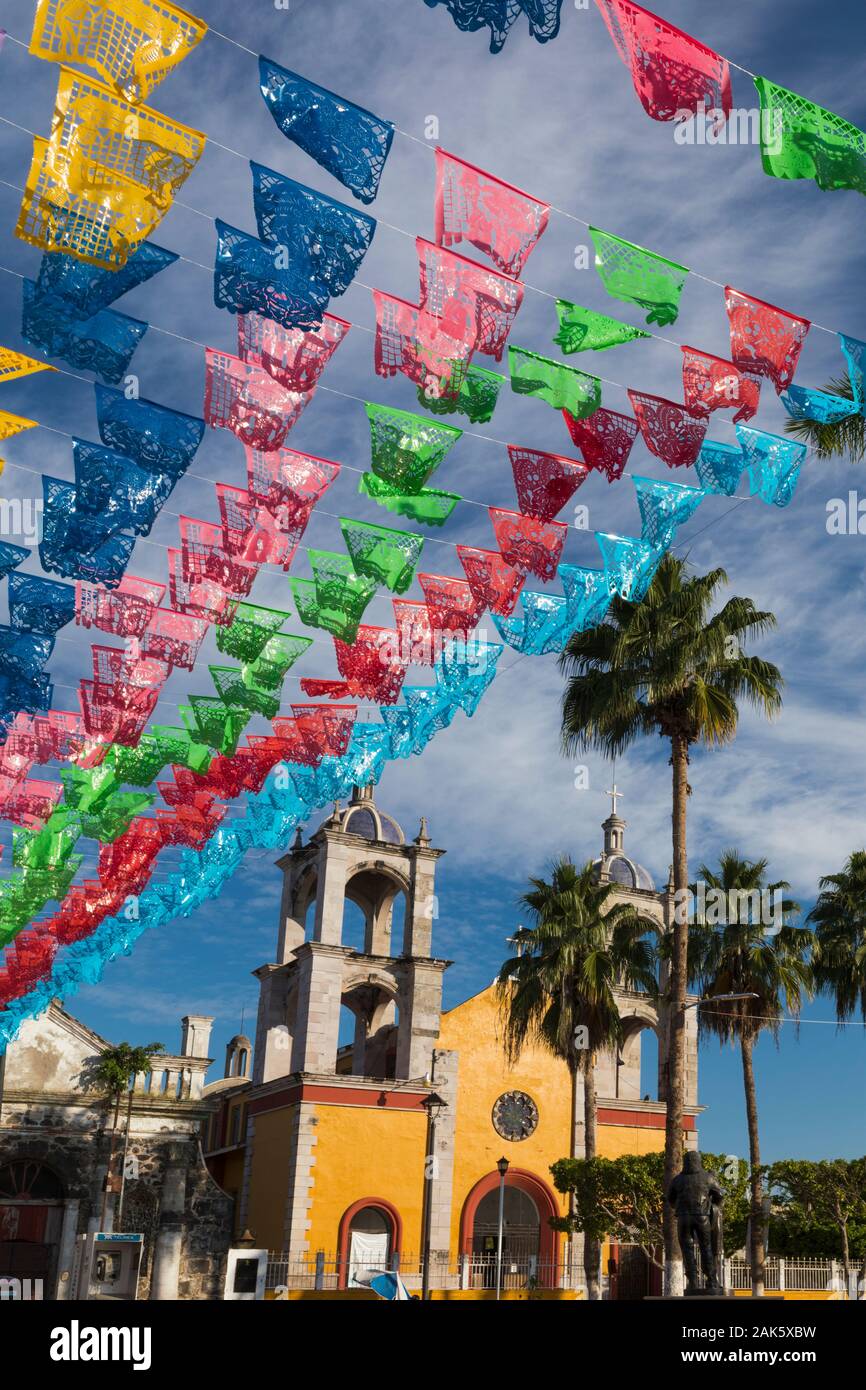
[203,783,701,1294]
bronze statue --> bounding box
[667,1151,725,1295]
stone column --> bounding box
[311,837,351,945]
[396,961,445,1080]
[252,963,293,1085]
[54,1199,80,1301]
[150,1144,188,1300]
[425,1050,458,1284]
[289,943,347,1074]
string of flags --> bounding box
[0,0,862,1037]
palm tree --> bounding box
[784,371,866,462]
[808,850,866,1025]
[559,553,783,1290]
[497,857,657,1299]
[689,851,810,1296]
[93,1041,164,1228]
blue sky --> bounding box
[0,0,865,1163]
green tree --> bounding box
[92,1041,164,1227]
[769,1158,866,1294]
[808,850,866,1026]
[559,553,783,1289]
[689,852,810,1296]
[550,1150,749,1282]
[497,857,656,1299]
[784,371,866,462]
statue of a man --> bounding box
[667,1151,725,1295]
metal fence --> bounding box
[727,1257,861,1295]
[265,1250,579,1293]
[266,1250,864,1297]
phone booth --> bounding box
[72,1233,144,1300]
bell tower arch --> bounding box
[251,785,449,1085]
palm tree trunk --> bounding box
[582,1048,600,1300]
[99,1090,122,1229]
[741,1035,765,1297]
[663,730,690,1295]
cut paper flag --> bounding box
[9,574,76,633]
[594,0,732,122]
[435,148,550,278]
[250,163,376,296]
[694,440,744,497]
[22,278,148,385]
[596,532,664,602]
[0,545,31,582]
[245,445,340,523]
[361,404,462,528]
[418,364,505,424]
[204,349,313,452]
[562,405,638,482]
[40,476,136,587]
[559,563,612,630]
[295,553,378,643]
[492,590,570,655]
[238,312,350,394]
[418,573,484,637]
[840,334,866,413]
[489,508,567,581]
[33,241,178,318]
[590,227,688,326]
[507,444,588,521]
[725,287,810,394]
[341,519,425,594]
[372,290,475,397]
[364,466,447,528]
[29,0,208,103]
[736,425,806,509]
[423,0,522,53]
[423,0,564,53]
[754,77,866,197]
[258,58,394,204]
[73,437,176,537]
[632,475,706,548]
[95,385,204,475]
[509,346,601,417]
[417,238,523,362]
[457,545,525,617]
[332,626,407,705]
[0,346,54,383]
[781,385,859,425]
[0,405,36,461]
[214,221,329,332]
[681,345,760,424]
[49,67,204,211]
[628,390,707,469]
[553,300,649,355]
[16,136,160,269]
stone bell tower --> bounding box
[252,784,449,1086]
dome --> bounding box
[592,853,655,892]
[340,785,405,845]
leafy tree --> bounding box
[784,371,866,462]
[497,858,656,1299]
[688,852,810,1295]
[550,1150,749,1278]
[91,1041,164,1227]
[808,850,866,1025]
[560,553,782,1288]
[769,1158,866,1292]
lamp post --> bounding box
[495,1155,509,1302]
[682,992,759,1011]
[420,1092,446,1301]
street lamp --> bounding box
[495,1156,509,1302]
[420,1092,447,1302]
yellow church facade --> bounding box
[203,786,700,1292]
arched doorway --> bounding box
[0,1159,65,1289]
[460,1170,560,1289]
[337,1198,402,1289]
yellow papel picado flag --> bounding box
[0,348,56,383]
[29,0,208,104]
[15,68,206,267]
[0,410,38,472]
